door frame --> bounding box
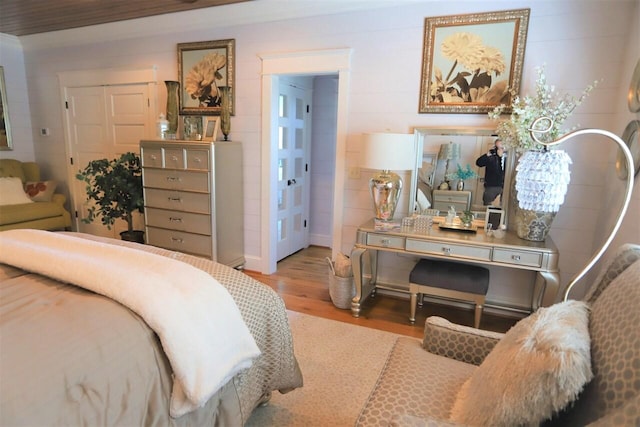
[58,67,157,231]
[259,49,352,274]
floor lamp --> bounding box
[524,117,635,301]
[361,133,416,221]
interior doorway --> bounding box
[259,49,352,274]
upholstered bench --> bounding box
[409,259,489,328]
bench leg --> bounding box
[409,292,417,324]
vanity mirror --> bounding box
[409,127,516,226]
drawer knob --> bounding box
[442,247,452,254]
[193,157,202,163]
[150,154,157,160]
[381,238,390,246]
[168,197,182,202]
[170,237,184,243]
[511,255,521,261]
[169,217,183,223]
[166,176,181,182]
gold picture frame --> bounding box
[0,66,13,151]
[178,39,235,116]
[419,9,530,114]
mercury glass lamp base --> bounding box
[369,170,403,221]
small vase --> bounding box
[164,80,180,135]
[456,180,464,191]
[220,86,231,141]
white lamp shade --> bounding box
[361,133,415,171]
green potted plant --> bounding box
[76,152,145,243]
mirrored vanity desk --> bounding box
[350,219,560,318]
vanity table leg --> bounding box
[532,271,561,310]
[350,247,378,317]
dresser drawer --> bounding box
[143,168,209,192]
[432,190,471,212]
[141,147,163,167]
[146,227,212,257]
[366,233,405,249]
[145,207,212,235]
[406,239,491,261]
[164,148,185,169]
[144,188,210,213]
[493,249,542,268]
[186,149,210,170]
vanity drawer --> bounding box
[144,188,210,213]
[145,207,212,235]
[406,239,491,261]
[143,168,209,192]
[146,227,212,257]
[186,149,210,170]
[493,249,542,268]
[366,233,406,249]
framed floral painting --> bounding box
[178,39,235,116]
[0,66,12,150]
[419,9,530,114]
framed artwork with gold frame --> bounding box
[419,9,530,114]
[0,66,13,150]
[178,39,235,116]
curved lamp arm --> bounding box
[529,117,635,301]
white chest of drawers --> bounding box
[140,139,244,268]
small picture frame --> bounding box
[204,117,220,142]
[485,206,504,230]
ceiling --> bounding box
[0,0,251,36]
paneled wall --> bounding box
[2,0,638,305]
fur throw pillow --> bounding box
[449,300,592,426]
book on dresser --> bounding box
[140,139,245,268]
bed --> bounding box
[0,230,302,426]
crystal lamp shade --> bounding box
[515,149,572,213]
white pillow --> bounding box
[0,177,34,206]
[449,300,592,427]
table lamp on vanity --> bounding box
[438,141,460,190]
[360,132,416,221]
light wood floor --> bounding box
[244,246,518,339]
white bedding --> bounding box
[0,229,261,417]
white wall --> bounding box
[310,75,338,247]
[3,0,638,307]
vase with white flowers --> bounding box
[488,65,600,241]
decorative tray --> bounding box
[438,223,478,233]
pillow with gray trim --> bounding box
[450,300,592,426]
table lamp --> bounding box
[438,141,460,189]
[361,132,415,221]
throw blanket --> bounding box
[0,229,261,418]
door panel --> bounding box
[66,84,150,237]
[276,82,310,261]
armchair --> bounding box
[356,244,640,426]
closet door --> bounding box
[65,83,152,237]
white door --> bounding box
[66,84,152,238]
[276,82,311,261]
